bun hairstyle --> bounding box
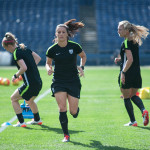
[54,19,84,42]
[2,32,18,47]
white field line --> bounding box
[0,89,51,133]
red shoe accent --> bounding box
[132,123,137,126]
[21,124,27,127]
[37,122,42,125]
[62,134,70,142]
[142,110,149,126]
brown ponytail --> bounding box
[54,19,84,43]
[64,19,84,37]
[2,32,18,47]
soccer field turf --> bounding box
[0,66,150,150]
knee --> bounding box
[59,105,67,112]
[10,95,16,102]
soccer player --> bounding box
[2,32,42,127]
[46,19,86,142]
[115,20,149,126]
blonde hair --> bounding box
[119,20,149,46]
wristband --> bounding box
[122,71,126,75]
[14,74,17,78]
[80,66,84,70]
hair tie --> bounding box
[4,40,14,43]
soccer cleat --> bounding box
[13,122,27,127]
[142,110,149,126]
[62,134,70,142]
[124,121,137,127]
[26,119,42,125]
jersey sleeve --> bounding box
[46,46,55,59]
[75,43,83,54]
[13,48,23,61]
[124,39,131,51]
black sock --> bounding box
[33,112,40,121]
[73,107,80,118]
[16,113,24,123]
[59,111,69,135]
[124,98,135,122]
[131,95,145,113]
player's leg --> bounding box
[11,89,23,113]
[26,96,42,125]
[55,92,70,142]
[68,95,79,118]
[131,88,149,126]
[11,89,26,127]
[121,88,137,126]
[67,80,81,118]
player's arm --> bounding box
[32,51,41,65]
[121,50,133,84]
[122,50,133,72]
[45,57,54,76]
[78,51,86,67]
[12,59,27,81]
[78,51,86,77]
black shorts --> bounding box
[18,81,42,101]
[118,71,142,89]
[51,80,81,99]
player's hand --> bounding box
[47,66,54,76]
[121,72,125,84]
[12,75,17,82]
[114,58,121,64]
[77,66,84,77]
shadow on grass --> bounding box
[137,126,150,131]
[25,124,84,135]
[71,140,134,150]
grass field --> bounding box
[0,66,150,150]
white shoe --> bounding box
[13,122,26,127]
[62,134,70,142]
[124,121,137,126]
[26,119,42,125]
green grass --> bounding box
[0,66,150,150]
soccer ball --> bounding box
[2,78,10,86]
[0,77,3,85]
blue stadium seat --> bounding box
[0,0,80,64]
[95,0,150,65]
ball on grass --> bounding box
[2,78,10,86]
[0,77,3,85]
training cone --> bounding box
[1,122,12,126]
